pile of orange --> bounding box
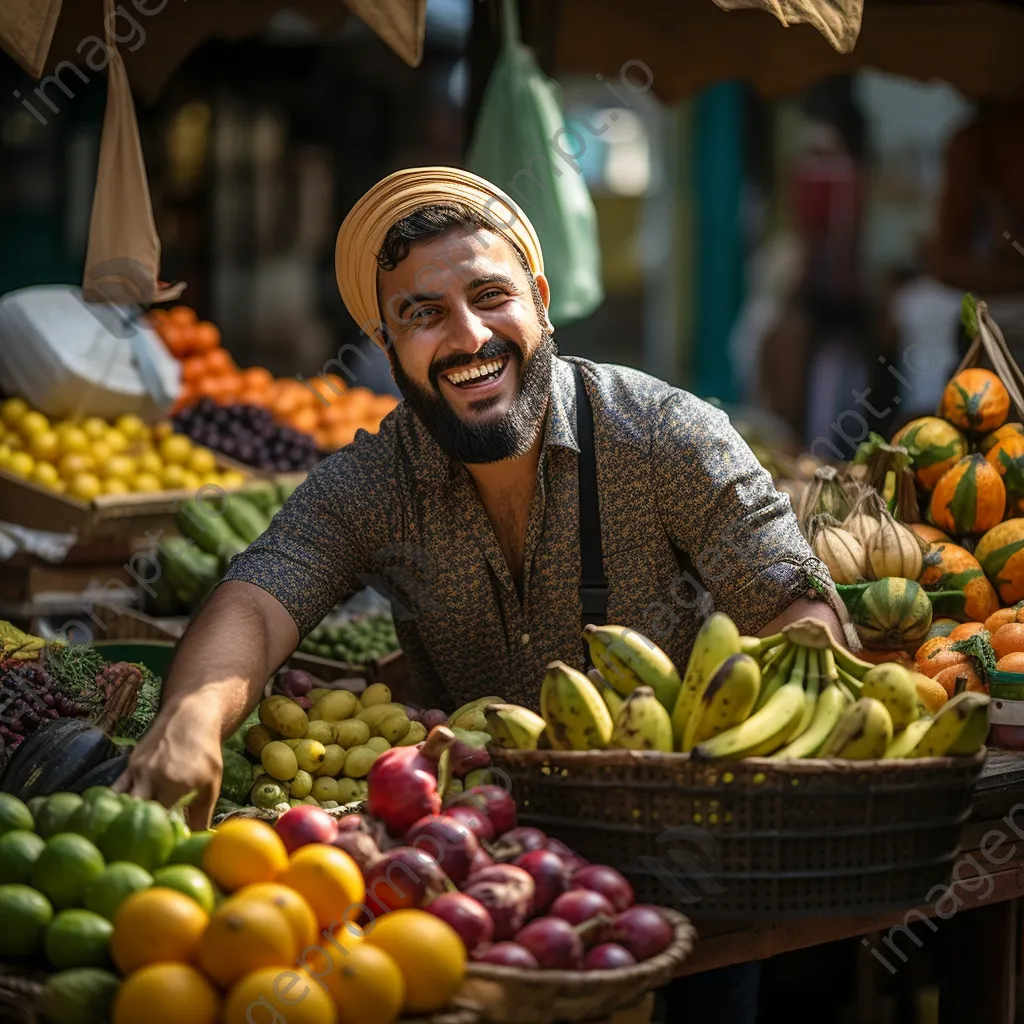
[148,307,399,452]
[108,818,466,1024]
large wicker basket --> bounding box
[490,748,986,920]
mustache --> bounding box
[429,338,522,389]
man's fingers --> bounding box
[110,768,131,794]
[185,785,216,832]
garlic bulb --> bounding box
[798,466,851,533]
[811,522,868,585]
[845,513,882,549]
[866,518,924,581]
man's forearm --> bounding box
[757,595,846,648]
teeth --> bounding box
[448,358,505,385]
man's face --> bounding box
[377,226,556,464]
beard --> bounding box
[392,331,556,464]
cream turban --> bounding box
[335,166,544,345]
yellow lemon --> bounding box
[30,462,60,489]
[104,429,128,454]
[0,443,11,467]
[180,470,202,492]
[5,434,24,453]
[104,478,131,496]
[199,473,222,489]
[27,430,59,463]
[68,472,102,501]
[58,426,90,456]
[18,410,50,439]
[6,451,34,478]
[161,464,188,490]
[58,452,94,478]
[221,470,246,489]
[114,413,146,440]
[188,447,217,475]
[81,417,108,441]
[137,451,163,475]
[0,397,29,428]
[102,455,137,481]
[89,440,112,466]
[131,472,162,493]
[159,435,193,466]
[152,422,174,443]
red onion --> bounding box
[572,865,634,912]
[585,943,637,970]
[425,893,493,956]
[421,709,449,731]
[546,837,589,872]
[275,805,337,854]
[514,850,569,915]
[366,726,454,836]
[515,917,584,970]
[470,847,495,875]
[476,943,539,968]
[405,705,423,723]
[462,864,535,941]
[610,906,674,961]
[291,696,313,710]
[332,830,382,874]
[459,785,517,837]
[335,814,364,832]
[404,814,479,886]
[364,847,449,917]
[550,890,616,928]
[491,826,547,862]
[280,668,314,697]
[446,804,496,843]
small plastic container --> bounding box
[987,673,1024,750]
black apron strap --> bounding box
[570,361,608,668]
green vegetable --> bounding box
[219,749,255,805]
[223,709,260,756]
[223,497,270,546]
[177,499,247,561]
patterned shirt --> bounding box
[223,356,845,711]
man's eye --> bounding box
[409,306,439,322]
[477,289,506,303]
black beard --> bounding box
[392,333,556,464]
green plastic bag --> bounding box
[467,0,603,327]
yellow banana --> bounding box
[885,718,933,759]
[687,653,761,748]
[772,683,850,759]
[484,704,547,750]
[449,695,506,732]
[861,664,918,731]
[693,681,806,761]
[820,697,893,759]
[540,661,614,751]
[910,691,990,757]
[670,613,741,746]
[610,686,674,752]
[584,624,683,711]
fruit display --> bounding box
[172,398,318,473]
[0,397,243,499]
[482,614,990,761]
[297,613,401,665]
[148,305,399,452]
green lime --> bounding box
[166,831,214,869]
[82,862,153,921]
[151,864,216,914]
[0,829,46,884]
[39,968,120,1024]
[81,787,120,806]
[31,834,106,909]
[64,796,123,847]
[36,794,84,839]
[0,793,34,836]
[0,883,54,956]
[44,910,113,970]
[27,795,46,821]
[99,800,175,871]
[168,811,190,843]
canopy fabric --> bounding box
[549,0,1024,102]
[1,0,426,101]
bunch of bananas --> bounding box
[0,621,46,660]
[484,616,990,762]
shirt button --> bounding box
[521,633,531,645]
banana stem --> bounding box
[745,632,786,659]
[820,648,838,683]
[836,666,864,696]
[759,642,789,677]
[789,645,809,689]
[831,642,873,681]
[755,643,798,712]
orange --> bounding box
[986,608,1019,633]
[915,635,952,663]
[934,662,987,698]
[915,637,970,679]
[1016,606,1024,624]
[112,963,220,1024]
[289,407,321,435]
[363,909,466,1014]
[997,652,1024,674]
[198,897,298,990]
[992,623,1024,661]
[321,941,404,1024]
[202,819,289,893]
[111,887,208,974]
[947,622,986,641]
[182,355,207,384]
[193,322,221,352]
[168,305,198,327]
[278,845,365,931]
[301,921,364,978]
[204,348,236,376]
[235,882,319,950]
[912,672,949,716]
[241,366,275,392]
[223,967,336,1024]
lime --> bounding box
[168,810,190,843]
[81,787,120,806]
[0,883,54,956]
[65,796,123,847]
[82,862,153,921]
[36,793,84,839]
[0,793,34,836]
[31,834,106,909]
[44,910,113,970]
[99,800,175,871]
[166,831,214,869]
[39,968,120,1024]
[0,829,46,884]
[27,795,46,820]
[151,864,216,914]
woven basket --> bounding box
[455,910,694,1024]
[490,748,986,920]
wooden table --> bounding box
[676,751,1024,1024]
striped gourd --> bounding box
[853,577,933,649]
[909,523,951,546]
[986,432,1024,517]
[979,422,1024,456]
[918,541,1000,623]
[941,368,1010,434]
[928,454,1006,536]
[891,416,968,492]
[975,518,1024,605]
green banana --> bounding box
[610,686,674,752]
[670,613,741,745]
[540,661,614,751]
[772,683,850,759]
[910,691,990,757]
[689,653,762,747]
[785,648,820,747]
[885,718,933,759]
[484,704,547,750]
[449,695,506,732]
[584,624,683,711]
[692,681,806,761]
[862,664,918,731]
[751,642,797,713]
[820,697,893,759]
[598,685,623,719]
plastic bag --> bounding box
[466,0,603,327]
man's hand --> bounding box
[113,694,223,829]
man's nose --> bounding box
[447,302,492,355]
